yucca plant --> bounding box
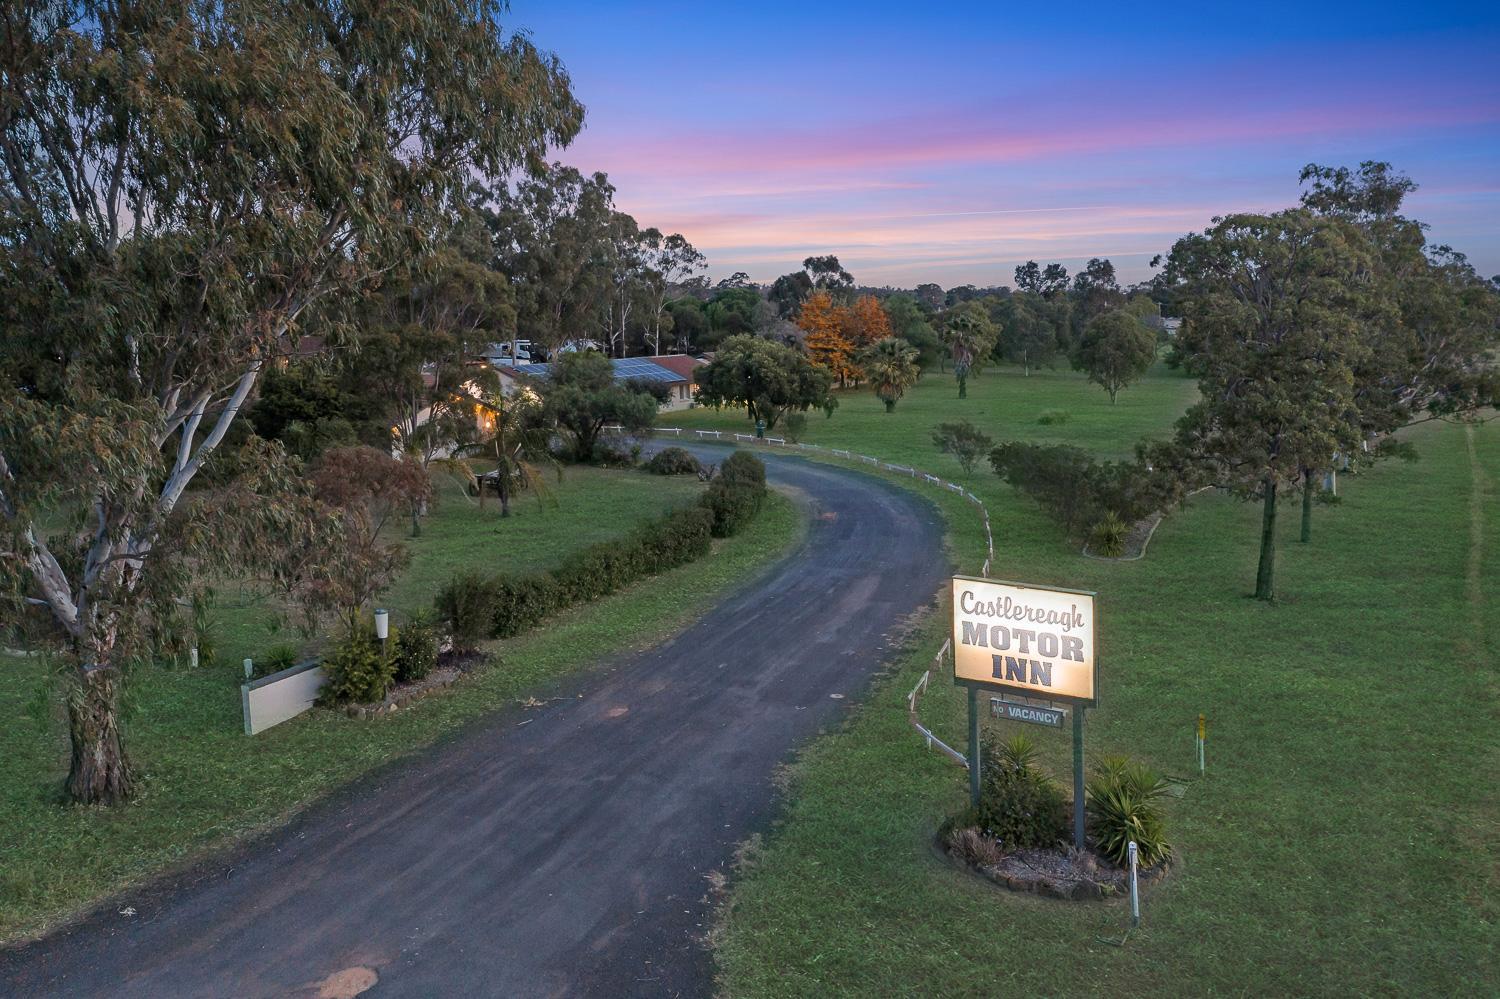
[1086,755,1172,866]
[1089,511,1129,557]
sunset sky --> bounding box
[511,2,1500,288]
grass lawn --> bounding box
[665,357,1201,462]
[703,365,1498,995]
[0,466,802,944]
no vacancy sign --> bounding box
[952,575,1097,705]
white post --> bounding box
[243,658,254,681]
[1128,840,1140,927]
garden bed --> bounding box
[342,649,486,719]
[941,828,1170,901]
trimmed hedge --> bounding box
[435,496,734,645]
[645,447,702,476]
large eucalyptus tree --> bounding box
[0,0,581,803]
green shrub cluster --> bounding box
[1036,408,1071,425]
[317,618,395,706]
[434,571,499,653]
[434,498,740,645]
[645,447,702,476]
[699,451,767,538]
[990,441,1181,538]
[948,734,1070,851]
[1086,755,1172,866]
[251,642,301,679]
[391,610,440,683]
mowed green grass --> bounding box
[666,357,1201,462]
[702,365,1498,996]
[0,467,801,943]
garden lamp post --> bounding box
[374,608,389,655]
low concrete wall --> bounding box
[242,660,326,735]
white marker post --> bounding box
[243,658,254,681]
[1128,840,1140,928]
[1196,713,1206,775]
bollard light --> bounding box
[374,608,389,642]
[243,658,254,681]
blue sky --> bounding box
[507,2,1500,287]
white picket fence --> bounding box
[616,424,991,767]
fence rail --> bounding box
[615,425,994,765]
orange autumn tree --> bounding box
[798,290,859,385]
[846,294,893,348]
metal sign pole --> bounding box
[1072,706,1086,850]
[968,686,981,807]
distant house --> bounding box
[494,354,705,411]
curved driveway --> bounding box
[0,447,946,998]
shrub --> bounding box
[719,450,767,490]
[944,825,1005,868]
[1086,755,1172,866]
[1089,511,1129,557]
[782,413,808,443]
[435,571,499,652]
[646,447,702,476]
[700,481,761,538]
[252,642,301,679]
[491,573,562,638]
[1037,408,1071,425]
[931,420,993,475]
[391,610,439,683]
[974,734,1070,851]
[431,499,751,648]
[990,441,1179,539]
[317,619,395,706]
[591,441,639,467]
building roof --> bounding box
[501,356,688,385]
[643,354,704,381]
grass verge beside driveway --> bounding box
[712,401,1497,995]
[0,477,801,945]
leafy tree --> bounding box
[798,291,859,385]
[884,293,942,366]
[1160,209,1371,600]
[539,352,657,461]
[802,254,854,295]
[692,335,832,431]
[249,364,364,458]
[666,297,710,351]
[602,211,646,358]
[1073,309,1158,403]
[0,0,580,803]
[308,448,432,624]
[705,286,763,339]
[481,165,615,355]
[639,230,706,355]
[769,271,814,318]
[1294,162,1500,542]
[993,293,1058,375]
[846,294,893,348]
[859,338,922,412]
[352,216,513,509]
[914,283,946,310]
[931,421,994,475]
[1015,260,1069,297]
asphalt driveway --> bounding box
[0,447,947,998]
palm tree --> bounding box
[944,314,983,399]
[467,388,559,518]
[859,337,922,413]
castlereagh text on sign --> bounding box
[952,576,1097,704]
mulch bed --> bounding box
[942,828,1170,901]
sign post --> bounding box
[967,686,981,807]
[951,575,1098,851]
